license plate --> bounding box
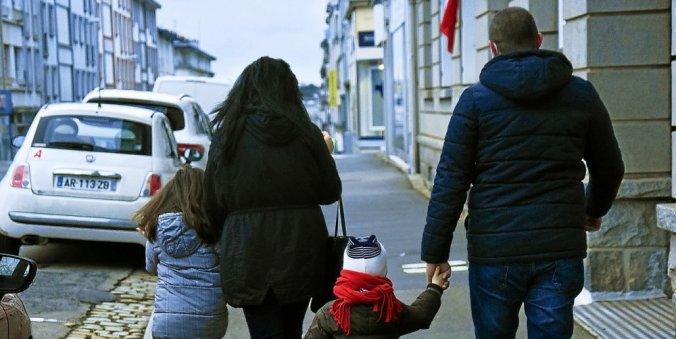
[55,176,117,192]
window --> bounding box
[32,115,152,155]
[52,66,59,99]
[56,6,70,45]
[44,65,51,98]
[191,104,209,136]
[104,52,114,85]
[15,48,25,84]
[161,121,177,158]
[80,16,85,44]
[48,4,55,37]
[59,65,73,101]
[72,14,79,44]
[102,4,112,37]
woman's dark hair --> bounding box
[133,165,219,245]
[209,56,313,164]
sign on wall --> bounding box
[358,31,375,47]
[328,69,338,108]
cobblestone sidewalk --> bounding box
[64,270,157,339]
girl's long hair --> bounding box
[133,165,219,245]
[210,56,314,165]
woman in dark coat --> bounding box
[204,56,342,338]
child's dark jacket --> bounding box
[304,284,442,338]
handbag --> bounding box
[310,198,349,313]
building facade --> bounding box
[323,0,675,309]
[157,28,215,78]
[1,0,100,157]
[0,0,213,162]
[131,0,159,91]
[325,0,384,153]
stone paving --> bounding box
[64,270,157,339]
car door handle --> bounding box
[53,169,122,179]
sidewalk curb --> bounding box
[143,310,153,339]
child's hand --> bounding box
[136,227,147,238]
[431,266,450,290]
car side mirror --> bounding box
[181,148,204,164]
[0,254,37,297]
[11,135,25,148]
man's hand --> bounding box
[427,262,451,289]
[431,266,451,290]
[584,215,602,232]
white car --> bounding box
[0,103,190,254]
[152,75,232,115]
[83,89,212,169]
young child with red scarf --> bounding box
[305,235,448,338]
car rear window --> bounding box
[32,115,152,155]
[87,99,185,131]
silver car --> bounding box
[83,89,212,169]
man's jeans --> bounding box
[469,258,584,339]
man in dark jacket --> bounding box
[421,7,624,339]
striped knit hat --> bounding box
[342,235,388,277]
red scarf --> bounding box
[329,269,403,335]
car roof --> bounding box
[83,89,186,108]
[40,103,160,124]
[155,75,231,85]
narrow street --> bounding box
[7,153,600,338]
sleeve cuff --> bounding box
[426,283,444,296]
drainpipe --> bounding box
[406,0,419,174]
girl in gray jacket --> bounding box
[134,165,227,339]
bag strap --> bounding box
[334,198,347,237]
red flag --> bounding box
[440,0,459,53]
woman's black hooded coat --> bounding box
[204,111,342,307]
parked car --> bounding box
[0,103,194,254]
[83,89,212,169]
[0,254,37,339]
[152,75,232,116]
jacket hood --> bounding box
[479,49,572,101]
[245,110,298,145]
[156,212,201,258]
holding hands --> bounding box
[428,262,451,290]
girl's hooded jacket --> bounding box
[145,212,227,339]
[204,111,342,307]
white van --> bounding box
[153,76,232,117]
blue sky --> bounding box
[156,0,328,85]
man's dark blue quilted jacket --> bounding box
[422,49,624,264]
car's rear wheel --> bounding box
[0,234,21,255]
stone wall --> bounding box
[655,0,676,322]
[563,0,671,299]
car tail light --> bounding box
[10,164,31,189]
[141,173,161,197]
[177,143,205,157]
